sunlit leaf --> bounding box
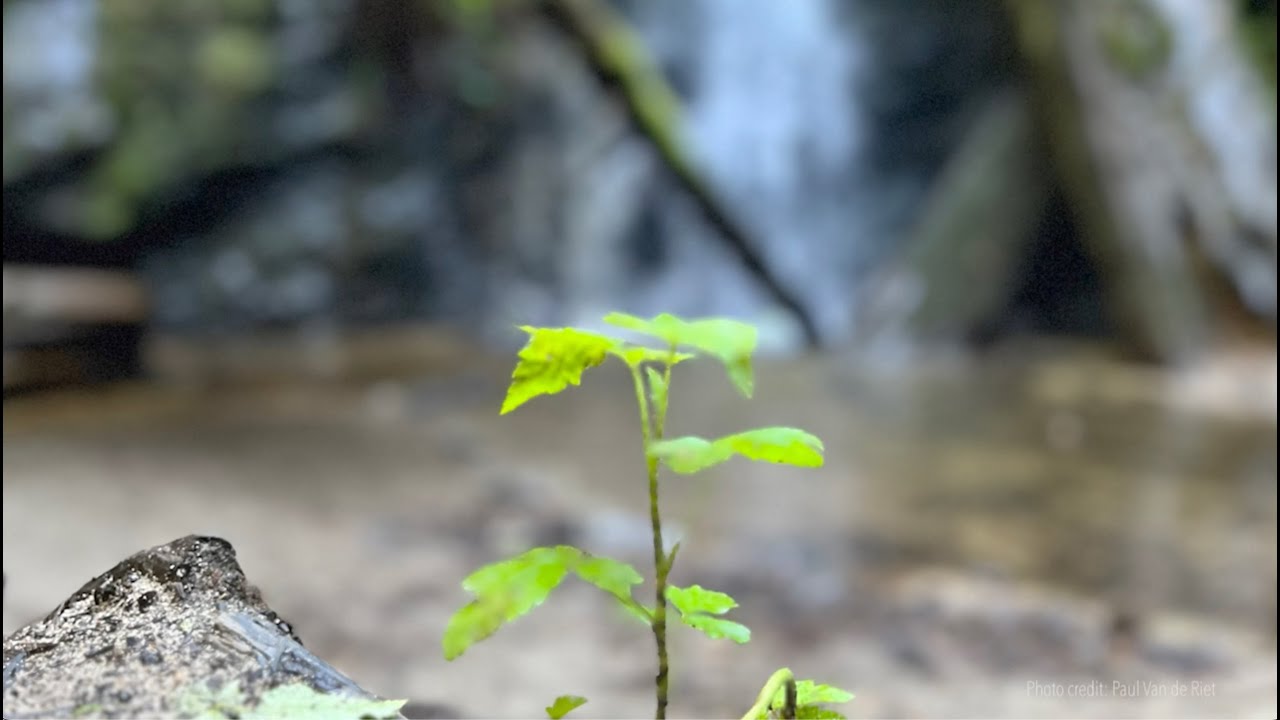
[501,327,619,414]
[460,546,581,595]
[722,427,824,468]
[445,546,581,660]
[442,600,502,662]
[666,584,749,644]
[680,614,751,644]
[604,313,757,397]
[646,436,731,474]
[648,427,824,474]
[574,556,644,605]
[545,695,588,719]
[793,681,854,706]
[666,584,737,616]
[609,345,695,367]
[761,679,854,720]
[445,547,649,659]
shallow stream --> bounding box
[3,329,1275,718]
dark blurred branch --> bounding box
[537,0,821,347]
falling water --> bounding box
[617,0,871,347]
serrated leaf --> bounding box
[445,546,581,660]
[666,584,737,616]
[501,327,619,414]
[574,556,644,605]
[603,313,757,397]
[681,614,751,643]
[442,600,504,662]
[793,681,854,706]
[649,427,824,474]
[545,695,588,719]
[446,547,649,659]
[249,684,407,720]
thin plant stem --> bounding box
[631,363,669,720]
[740,668,796,720]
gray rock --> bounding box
[2,535,396,719]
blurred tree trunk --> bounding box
[1004,0,1277,363]
[855,89,1052,353]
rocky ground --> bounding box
[3,331,1276,718]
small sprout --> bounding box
[446,313,846,718]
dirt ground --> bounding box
[4,331,1277,718]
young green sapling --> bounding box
[442,312,852,719]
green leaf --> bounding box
[610,345,695,367]
[501,327,619,414]
[681,614,751,643]
[793,681,854,706]
[723,427,825,468]
[460,546,581,595]
[445,547,649,659]
[444,546,581,660]
[666,584,737,616]
[648,427,825,474]
[603,313,757,397]
[574,556,644,605]
[545,695,588,719]
[646,436,731,474]
[666,584,750,644]
[442,601,503,663]
[762,680,853,720]
[796,708,846,719]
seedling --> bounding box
[442,312,853,719]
